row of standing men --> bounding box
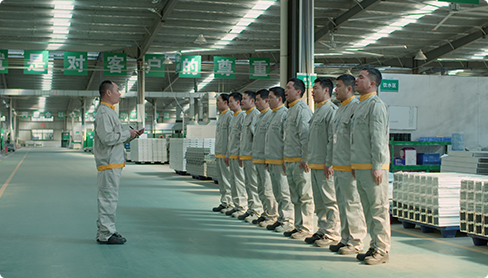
[212,65,390,265]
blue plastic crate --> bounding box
[417,153,440,165]
[394,158,405,165]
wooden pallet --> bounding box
[399,218,459,238]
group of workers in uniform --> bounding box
[212,65,390,265]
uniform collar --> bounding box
[101,102,115,110]
[359,92,377,102]
[288,98,301,108]
[272,104,284,112]
[316,99,331,108]
[233,109,242,116]
[341,96,356,107]
[259,107,270,113]
[222,108,229,114]
[245,106,256,114]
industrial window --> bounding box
[31,129,54,141]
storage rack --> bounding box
[390,139,451,172]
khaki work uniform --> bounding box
[265,104,293,225]
[215,108,234,208]
[240,107,263,216]
[228,109,247,213]
[332,96,367,250]
[308,99,340,239]
[350,92,390,255]
[284,99,314,233]
[252,108,278,220]
[94,102,132,241]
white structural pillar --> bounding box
[299,0,314,109]
[280,0,288,88]
[137,60,146,129]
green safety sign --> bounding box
[296,73,317,89]
[0,49,8,74]
[380,79,399,92]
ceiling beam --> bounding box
[314,0,382,42]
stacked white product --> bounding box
[441,151,488,174]
[186,125,217,139]
[169,138,215,172]
[151,139,168,163]
[185,147,211,177]
[206,155,218,180]
[460,178,488,237]
[130,139,153,163]
[392,172,474,227]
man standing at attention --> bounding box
[328,74,367,255]
[351,66,390,265]
[94,80,141,244]
[237,91,264,223]
[224,92,248,218]
[213,94,234,213]
[265,87,294,233]
[283,78,314,240]
[251,89,279,227]
[303,77,340,246]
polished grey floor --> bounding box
[0,148,487,278]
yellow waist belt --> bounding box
[308,163,325,170]
[229,155,239,159]
[265,159,284,165]
[284,157,301,163]
[97,162,125,171]
[240,155,252,160]
[215,154,226,159]
[332,165,352,172]
[253,159,265,164]
[351,163,390,170]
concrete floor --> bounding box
[0,147,487,278]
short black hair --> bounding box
[362,65,382,89]
[219,93,229,104]
[243,90,256,101]
[99,80,113,98]
[229,92,242,103]
[256,89,269,99]
[269,86,285,103]
[314,77,333,97]
[336,74,356,89]
[288,78,306,97]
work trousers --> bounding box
[267,164,294,225]
[229,158,247,213]
[334,170,366,249]
[355,169,391,254]
[242,160,263,216]
[216,158,233,207]
[255,163,278,220]
[285,162,314,233]
[97,168,122,241]
[311,169,340,240]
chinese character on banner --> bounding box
[57,111,65,119]
[0,49,8,74]
[214,56,235,79]
[32,111,41,119]
[178,55,201,78]
[104,53,126,76]
[145,54,165,77]
[129,111,137,120]
[64,52,87,75]
[24,50,49,74]
[249,57,270,79]
[44,111,53,119]
[20,111,29,119]
[119,112,128,120]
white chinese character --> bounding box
[388,83,392,88]
[107,55,125,73]
[27,53,46,72]
[252,60,268,76]
[217,59,233,76]
[0,53,5,70]
[392,83,397,88]
[67,55,86,73]
[383,83,388,88]
[146,57,161,74]
[182,58,199,76]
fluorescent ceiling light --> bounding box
[244,10,262,19]
[236,18,254,26]
[253,1,275,10]
[54,12,72,18]
[230,27,246,34]
[221,34,237,41]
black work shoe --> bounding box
[329,242,347,252]
[356,247,374,261]
[304,233,323,244]
[237,212,250,220]
[284,228,298,237]
[212,204,226,212]
[364,251,389,265]
[252,216,266,224]
[225,208,237,216]
[266,221,281,230]
[97,233,127,245]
